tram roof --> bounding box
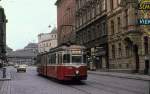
[50,45,86,52]
[38,45,86,55]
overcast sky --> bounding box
[0,0,57,50]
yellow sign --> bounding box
[138,0,150,36]
[139,0,150,10]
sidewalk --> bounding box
[88,71,150,81]
[0,67,11,81]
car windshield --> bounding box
[72,55,82,63]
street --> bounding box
[0,66,149,94]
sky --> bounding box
[0,0,57,50]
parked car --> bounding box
[17,64,27,72]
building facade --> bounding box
[55,0,76,45]
[38,28,57,53]
[7,43,38,65]
[75,0,108,70]
[107,0,150,73]
[24,43,38,52]
[0,6,7,67]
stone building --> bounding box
[55,0,76,45]
[24,43,38,52]
[0,6,7,67]
[75,0,108,70]
[38,28,57,53]
[107,0,150,73]
[7,43,38,65]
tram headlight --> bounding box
[75,70,79,74]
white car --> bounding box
[17,64,27,72]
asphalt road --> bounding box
[0,66,149,94]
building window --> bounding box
[125,9,128,28]
[144,36,148,54]
[112,45,115,59]
[88,30,91,42]
[101,21,106,35]
[102,0,106,11]
[91,27,96,40]
[96,1,100,15]
[117,0,121,7]
[111,20,115,34]
[96,24,100,38]
[117,17,121,33]
[110,0,114,10]
[126,45,132,57]
[118,43,122,57]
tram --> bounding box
[37,45,87,81]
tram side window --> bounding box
[63,54,70,63]
[83,55,87,63]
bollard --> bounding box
[3,67,6,78]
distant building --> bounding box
[6,45,13,53]
[7,43,38,65]
[24,43,38,52]
[0,6,7,67]
[38,28,57,53]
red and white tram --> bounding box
[37,45,87,81]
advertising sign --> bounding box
[138,0,150,36]
[138,0,150,25]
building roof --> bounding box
[24,43,38,49]
[7,43,38,58]
[7,49,37,58]
[50,27,57,34]
[6,45,13,51]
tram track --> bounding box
[68,85,92,94]
[88,74,147,92]
[86,80,145,94]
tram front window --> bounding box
[63,54,70,63]
[72,55,82,63]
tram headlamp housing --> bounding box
[75,70,79,74]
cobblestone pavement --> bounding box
[0,66,149,94]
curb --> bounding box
[0,78,11,81]
[88,71,150,81]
